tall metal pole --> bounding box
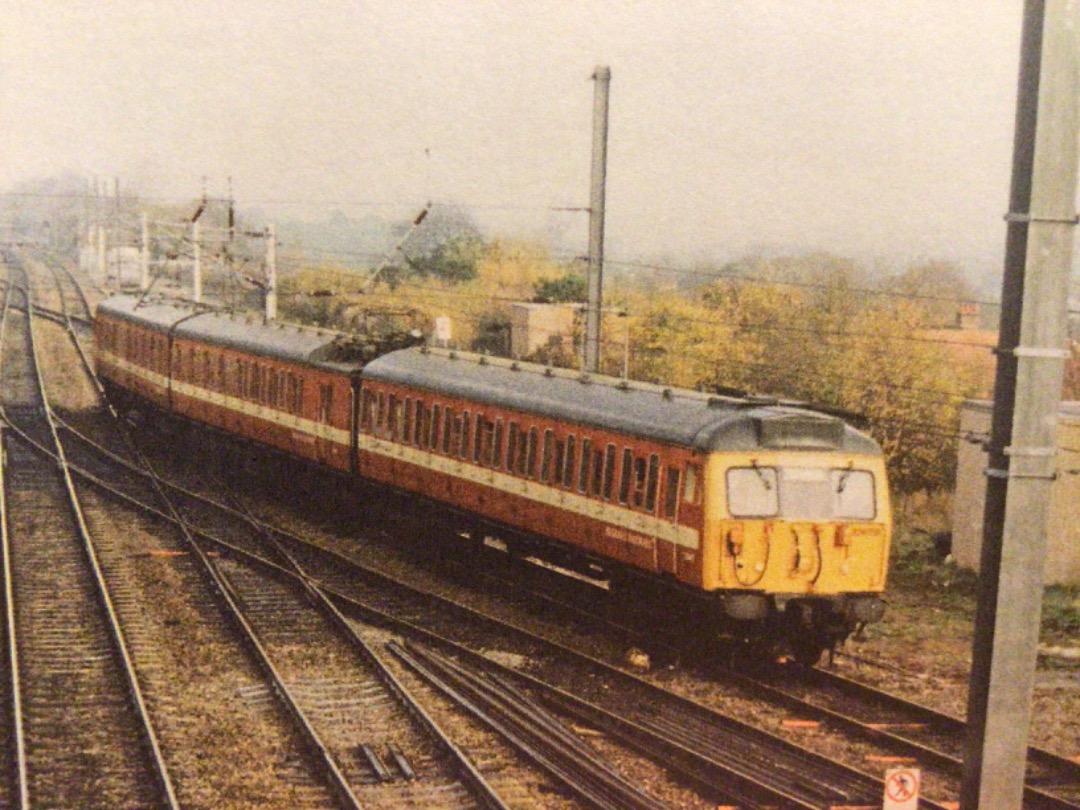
[961,3,1079,808]
[584,65,610,374]
[192,221,202,305]
[96,225,106,283]
[140,212,150,292]
[265,224,278,322]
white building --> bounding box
[952,400,1080,584]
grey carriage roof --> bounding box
[363,347,882,455]
[96,295,358,373]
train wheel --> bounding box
[790,634,826,667]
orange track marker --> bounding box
[780,719,820,729]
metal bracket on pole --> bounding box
[983,467,1058,481]
[1012,346,1070,359]
[1003,445,1058,457]
[1004,211,1079,224]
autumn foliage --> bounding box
[280,242,985,495]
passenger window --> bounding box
[320,384,334,424]
[431,404,441,449]
[564,435,576,489]
[664,467,681,519]
[404,398,414,440]
[618,448,634,504]
[513,425,526,474]
[602,445,617,500]
[474,414,485,463]
[645,455,660,512]
[387,395,399,440]
[632,456,647,508]
[550,433,562,485]
[493,419,504,469]
[591,448,604,496]
[507,423,520,472]
[450,413,462,456]
[442,408,453,454]
[460,410,471,459]
[414,401,424,446]
[527,427,538,478]
[578,438,592,493]
[360,389,372,431]
[684,463,701,505]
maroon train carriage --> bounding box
[94,295,892,662]
[95,295,380,472]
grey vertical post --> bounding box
[192,221,202,304]
[140,213,150,292]
[584,65,610,374]
[961,2,1080,808]
[265,224,278,322]
[96,225,106,283]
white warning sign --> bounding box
[883,767,920,810]
[434,316,452,344]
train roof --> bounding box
[96,295,378,373]
[363,347,882,455]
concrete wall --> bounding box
[510,303,577,359]
[952,400,1080,584]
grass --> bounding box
[891,492,1080,648]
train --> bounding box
[93,294,892,664]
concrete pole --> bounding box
[96,225,107,284]
[140,212,150,292]
[584,65,610,374]
[265,224,278,322]
[961,3,1080,808]
[192,221,202,304]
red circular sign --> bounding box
[886,769,919,802]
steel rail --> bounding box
[389,640,670,810]
[42,260,500,809]
[803,665,1080,781]
[38,425,950,809]
[24,260,366,810]
[9,271,182,809]
[717,664,1080,810]
[223,490,512,810]
[0,264,29,809]
[31,422,508,809]
[37,430,938,809]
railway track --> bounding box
[0,264,177,808]
[22,259,604,808]
[58,412,940,808]
[5,259,351,807]
[384,494,1080,809]
[14,253,1078,808]
[222,457,1080,810]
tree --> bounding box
[880,261,977,329]
[404,233,484,283]
[533,273,587,303]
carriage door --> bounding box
[675,461,704,580]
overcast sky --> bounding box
[1,1,1027,275]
